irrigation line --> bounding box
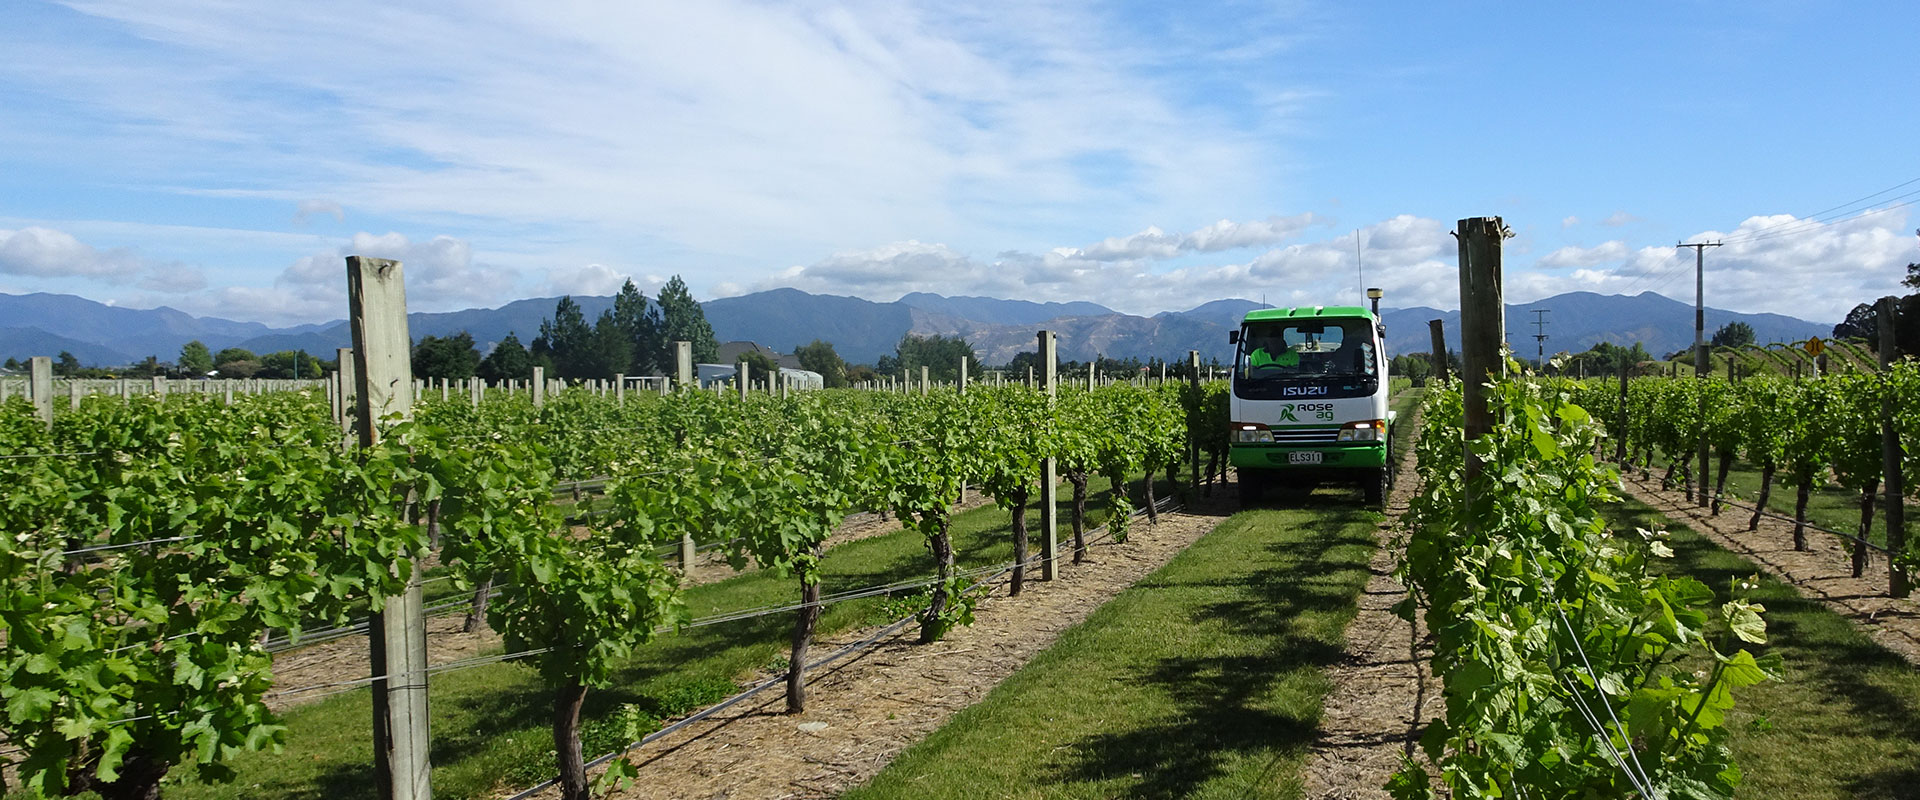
[0,450,103,459]
[1711,495,1893,555]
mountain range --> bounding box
[0,288,1834,369]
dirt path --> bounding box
[1616,472,1920,666]
[1301,404,1441,800]
[265,494,994,712]
[492,493,1238,800]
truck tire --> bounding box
[1364,466,1388,509]
[1239,469,1265,507]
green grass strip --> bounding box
[844,502,1382,800]
[1605,497,1920,799]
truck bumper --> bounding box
[1230,441,1387,470]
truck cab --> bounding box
[1227,304,1393,507]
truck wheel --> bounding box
[1364,467,1388,509]
[1239,469,1265,507]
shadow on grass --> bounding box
[1611,500,1920,799]
[1048,509,1374,799]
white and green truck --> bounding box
[1227,303,1393,507]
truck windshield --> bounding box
[1234,318,1379,399]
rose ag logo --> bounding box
[1277,406,1299,422]
[1281,385,1329,397]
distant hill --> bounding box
[896,292,1114,326]
[0,327,133,367]
[1380,292,1833,360]
[0,288,1837,369]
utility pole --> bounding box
[1678,241,1722,508]
[1531,309,1550,370]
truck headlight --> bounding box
[1232,423,1273,443]
[1338,420,1386,442]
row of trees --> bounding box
[1832,261,1919,357]
[3,347,326,380]
[529,277,718,381]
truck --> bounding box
[1227,298,1393,508]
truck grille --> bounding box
[1271,427,1339,444]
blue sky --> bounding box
[1,0,1915,326]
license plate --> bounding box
[1288,451,1322,465]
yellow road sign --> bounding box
[1805,337,1825,356]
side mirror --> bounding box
[1228,330,1240,344]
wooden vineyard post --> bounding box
[737,361,749,400]
[1615,360,1630,464]
[345,256,431,800]
[920,365,930,396]
[1429,319,1450,385]
[28,356,51,428]
[69,380,81,411]
[1188,350,1202,491]
[1456,217,1508,489]
[531,366,546,408]
[1881,297,1909,598]
[152,376,167,398]
[674,341,693,391]
[959,356,968,394]
[1038,330,1060,581]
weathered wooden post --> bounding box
[1456,217,1508,489]
[1038,331,1060,581]
[1187,350,1202,491]
[1428,319,1450,385]
[920,365,930,396]
[531,366,545,408]
[959,356,969,394]
[1881,297,1909,598]
[346,256,431,800]
[28,356,52,428]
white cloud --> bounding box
[0,227,144,279]
[1600,211,1641,227]
[1537,240,1630,268]
[1071,213,1322,261]
[14,1,1312,283]
[278,232,518,307]
[1562,215,1580,228]
[539,263,630,297]
[293,199,345,224]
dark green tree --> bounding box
[532,297,596,380]
[656,276,718,363]
[177,341,213,377]
[1004,350,1040,378]
[738,350,780,388]
[3,357,20,371]
[213,347,256,367]
[610,280,664,375]
[792,340,848,388]
[1710,321,1756,349]
[479,333,535,381]
[257,350,321,379]
[54,351,83,376]
[583,310,634,380]
[412,332,482,380]
[894,334,981,384]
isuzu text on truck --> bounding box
[1227,294,1393,508]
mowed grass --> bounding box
[1606,497,1920,799]
[844,500,1382,800]
[152,473,1173,800]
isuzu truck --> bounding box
[1227,298,1393,508]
